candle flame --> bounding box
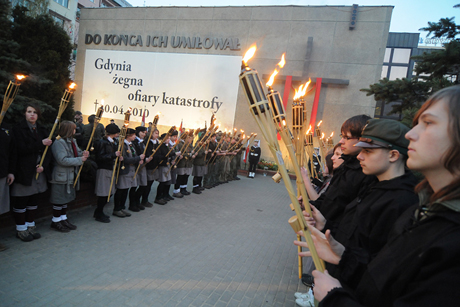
[266,69,278,87]
[282,119,286,126]
[277,53,286,68]
[243,45,257,64]
[69,83,76,90]
[16,75,26,81]
[317,120,322,127]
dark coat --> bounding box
[327,171,419,286]
[207,141,217,163]
[12,119,52,186]
[144,140,160,170]
[95,137,117,170]
[249,146,262,163]
[118,141,141,176]
[176,140,192,168]
[192,146,206,166]
[313,154,377,224]
[0,124,16,179]
[321,192,460,307]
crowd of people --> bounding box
[0,106,250,247]
[291,86,460,307]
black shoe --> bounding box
[94,211,109,219]
[137,203,146,210]
[154,199,167,205]
[95,216,110,223]
[204,185,212,189]
[198,187,205,191]
[192,187,202,194]
[27,226,42,239]
[142,202,154,208]
[233,177,240,180]
[60,219,77,230]
[16,230,34,242]
[180,189,190,195]
[173,192,184,198]
[129,206,140,212]
[50,221,71,233]
[166,195,175,201]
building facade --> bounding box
[75,5,393,164]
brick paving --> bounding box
[0,174,310,306]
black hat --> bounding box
[105,123,120,134]
[170,130,178,136]
[354,119,410,155]
[160,133,167,139]
[135,126,147,132]
[126,128,136,135]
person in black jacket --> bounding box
[248,140,261,178]
[11,104,52,242]
[298,86,460,307]
[113,128,144,217]
[130,126,153,210]
[93,123,122,223]
[311,115,377,227]
[296,119,419,295]
[0,122,16,250]
[154,133,174,204]
[144,128,160,205]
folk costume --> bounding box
[93,123,120,223]
[248,141,261,178]
[49,135,84,232]
[165,130,181,199]
[11,118,52,241]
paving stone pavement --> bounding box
[0,175,312,307]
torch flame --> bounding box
[101,99,104,106]
[306,125,312,135]
[243,45,257,64]
[277,53,286,68]
[330,132,334,138]
[16,75,26,81]
[321,132,325,139]
[266,69,278,87]
[317,120,322,127]
[69,83,77,90]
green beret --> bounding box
[354,119,410,155]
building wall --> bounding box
[48,0,78,42]
[75,5,392,165]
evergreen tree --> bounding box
[361,14,459,124]
[3,5,75,129]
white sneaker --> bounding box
[295,297,314,307]
[294,292,310,299]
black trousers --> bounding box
[114,188,129,211]
[249,161,258,172]
[175,174,189,189]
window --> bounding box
[392,48,411,64]
[51,15,65,28]
[383,48,391,63]
[389,66,408,80]
[381,65,388,79]
[53,0,69,8]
